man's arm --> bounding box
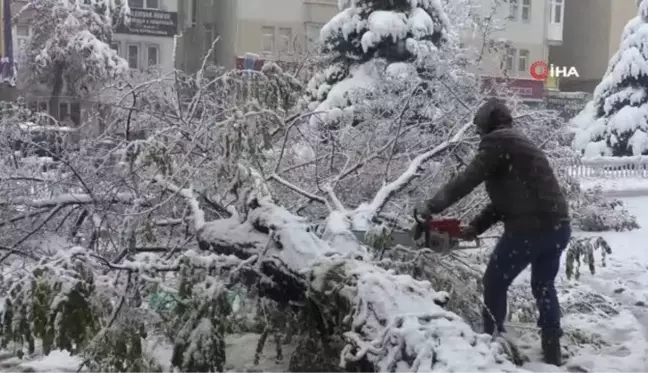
[423,133,503,214]
[469,203,502,235]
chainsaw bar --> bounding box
[351,230,481,253]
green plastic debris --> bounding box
[148,291,175,311]
[227,286,244,310]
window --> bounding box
[505,48,516,71]
[521,0,531,21]
[110,42,120,56]
[278,28,292,53]
[518,49,529,71]
[306,23,322,51]
[16,25,30,61]
[59,103,69,122]
[145,0,158,8]
[127,44,139,69]
[508,0,519,20]
[147,45,159,68]
[261,26,275,54]
[70,102,81,126]
[550,0,563,23]
[16,25,29,37]
[129,0,143,8]
[191,0,197,26]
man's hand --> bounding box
[459,225,478,241]
[410,221,424,241]
[414,200,445,220]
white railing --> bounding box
[560,156,648,178]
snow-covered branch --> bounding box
[0,193,137,208]
[353,121,474,222]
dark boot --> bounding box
[541,330,562,366]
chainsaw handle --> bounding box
[413,209,432,248]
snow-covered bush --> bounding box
[571,187,639,232]
[571,0,648,156]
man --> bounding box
[415,98,570,365]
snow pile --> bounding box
[198,197,368,270]
[308,257,524,372]
[571,0,648,156]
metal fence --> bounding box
[559,156,648,178]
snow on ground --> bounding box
[580,177,648,197]
[575,196,648,337]
[0,350,81,372]
[2,178,648,372]
[512,195,648,372]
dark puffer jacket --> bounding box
[425,99,569,234]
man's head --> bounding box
[473,98,513,137]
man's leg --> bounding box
[482,232,535,335]
[530,222,571,365]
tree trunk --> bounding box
[47,62,65,159]
[48,62,64,123]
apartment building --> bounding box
[110,0,180,74]
[11,0,183,125]
[179,0,561,102]
[549,0,637,93]
[466,0,564,102]
[174,0,338,73]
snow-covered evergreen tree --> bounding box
[572,0,648,156]
[19,0,128,120]
[303,0,450,128]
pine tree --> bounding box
[572,0,648,156]
[302,0,450,126]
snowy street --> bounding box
[567,196,648,371]
[513,195,648,372]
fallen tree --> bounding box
[189,194,522,371]
[150,119,524,371]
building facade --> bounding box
[549,0,636,93]
[463,0,564,102]
[10,0,183,125]
[110,0,180,74]
[178,0,561,102]
[175,0,338,73]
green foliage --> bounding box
[571,186,640,232]
[565,236,612,280]
[84,325,162,372]
[0,251,105,357]
[170,259,231,372]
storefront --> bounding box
[481,76,546,107]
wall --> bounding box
[113,0,180,74]
[462,0,549,80]
[230,0,338,67]
[608,0,637,61]
[550,0,636,92]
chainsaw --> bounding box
[351,211,481,253]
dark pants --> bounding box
[482,221,571,335]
